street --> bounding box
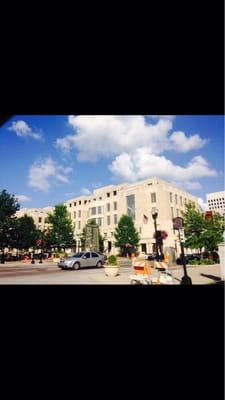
[0,259,222,284]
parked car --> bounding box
[144,253,157,261]
[96,251,107,262]
[58,251,105,270]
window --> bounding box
[74,202,76,206]
[139,227,142,234]
[69,203,72,207]
[175,194,178,205]
[38,217,42,223]
[107,193,110,197]
[97,218,102,227]
[84,200,87,204]
[114,202,117,211]
[78,221,81,230]
[79,201,81,205]
[99,197,102,200]
[79,210,81,218]
[91,207,96,215]
[170,192,173,202]
[92,252,99,258]
[98,206,101,214]
[84,252,91,258]
[113,190,117,196]
[107,203,110,212]
[151,193,156,203]
[114,214,117,224]
[148,183,152,186]
[93,198,96,201]
[107,216,110,225]
[104,232,107,238]
[176,209,179,217]
[74,211,76,219]
[180,196,183,206]
[171,207,174,219]
[111,232,114,237]
[127,194,135,219]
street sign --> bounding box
[173,217,183,230]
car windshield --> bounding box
[71,252,85,258]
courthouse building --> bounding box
[65,177,200,255]
[16,207,54,231]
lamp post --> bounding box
[173,217,192,285]
[151,207,160,262]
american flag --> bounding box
[143,214,148,224]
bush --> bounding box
[187,258,215,265]
[107,255,118,266]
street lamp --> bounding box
[173,217,192,285]
[151,207,160,261]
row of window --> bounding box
[73,203,118,219]
[208,198,224,202]
[169,192,189,206]
[171,207,181,218]
[69,191,118,207]
[74,215,118,230]
[38,217,48,223]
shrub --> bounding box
[187,258,215,265]
[107,255,118,266]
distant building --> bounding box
[206,191,225,216]
[65,177,200,255]
[16,207,54,231]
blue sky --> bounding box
[0,115,224,210]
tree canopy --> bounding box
[114,214,140,255]
[45,204,75,251]
[182,203,224,253]
[0,190,20,251]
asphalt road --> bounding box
[0,260,222,284]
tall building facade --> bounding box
[16,207,54,231]
[206,191,225,216]
[65,177,200,255]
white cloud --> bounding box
[81,187,91,195]
[169,131,208,152]
[15,195,31,203]
[8,120,43,141]
[198,197,208,211]
[109,148,217,189]
[56,116,173,160]
[28,157,72,191]
[55,115,208,161]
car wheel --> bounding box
[73,262,80,270]
[97,261,102,268]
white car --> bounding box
[58,251,105,270]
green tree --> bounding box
[182,203,225,254]
[16,215,40,252]
[182,203,205,252]
[201,212,224,252]
[114,214,140,256]
[0,190,20,261]
[46,204,76,252]
[80,219,104,252]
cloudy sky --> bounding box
[0,115,223,210]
